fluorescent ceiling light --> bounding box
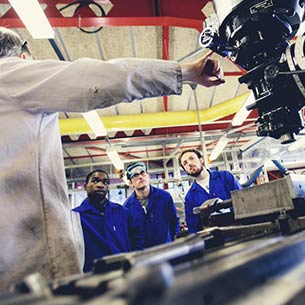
[288,136,305,152]
[9,0,54,39]
[297,22,305,36]
[239,137,265,153]
[232,92,255,126]
[83,110,107,137]
[106,147,124,171]
[173,158,181,181]
[122,175,129,185]
[270,147,280,155]
[209,135,229,161]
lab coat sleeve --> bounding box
[0,57,182,113]
[70,210,85,272]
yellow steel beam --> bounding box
[59,92,249,136]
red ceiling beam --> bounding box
[224,71,245,77]
[0,0,210,18]
[64,139,253,161]
[0,16,203,31]
[158,0,210,20]
[0,0,207,30]
[162,25,169,111]
[162,25,169,60]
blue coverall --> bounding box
[185,170,242,233]
[124,186,180,249]
[73,198,131,272]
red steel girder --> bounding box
[162,25,169,111]
[156,0,210,19]
[107,0,209,19]
[0,0,209,30]
[0,16,203,31]
[0,0,210,19]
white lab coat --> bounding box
[0,57,182,291]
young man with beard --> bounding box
[73,170,133,272]
[124,162,180,249]
[179,149,242,233]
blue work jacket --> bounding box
[73,198,131,272]
[185,170,242,233]
[124,186,180,249]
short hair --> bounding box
[0,27,31,58]
[85,169,110,184]
[178,149,203,168]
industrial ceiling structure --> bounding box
[1,0,303,185]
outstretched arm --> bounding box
[3,54,224,114]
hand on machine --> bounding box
[193,198,234,228]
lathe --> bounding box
[3,0,305,304]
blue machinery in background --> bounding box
[241,159,289,188]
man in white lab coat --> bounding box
[0,27,225,291]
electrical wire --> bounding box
[59,0,106,34]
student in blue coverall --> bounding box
[179,149,242,233]
[124,162,180,249]
[73,170,133,272]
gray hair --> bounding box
[0,27,31,58]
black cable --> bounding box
[48,39,65,60]
[154,0,160,16]
[59,1,106,34]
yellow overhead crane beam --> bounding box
[59,92,250,136]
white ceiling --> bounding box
[2,0,302,185]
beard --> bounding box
[188,164,203,177]
[88,192,106,204]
